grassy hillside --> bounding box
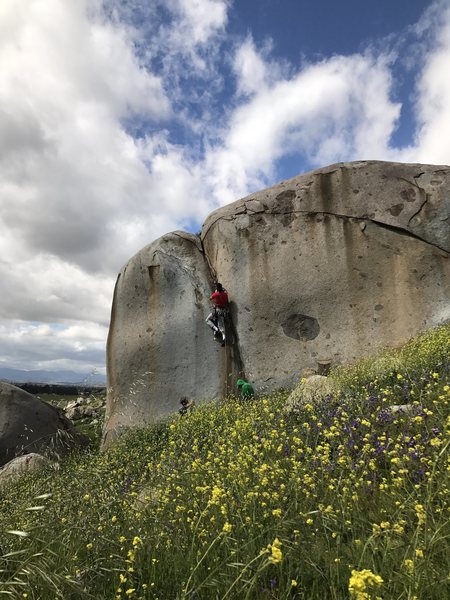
[0,325,449,599]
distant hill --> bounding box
[0,367,106,385]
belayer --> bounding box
[237,379,255,400]
[206,282,229,347]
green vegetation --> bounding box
[1,325,449,599]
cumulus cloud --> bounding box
[0,0,175,272]
[171,0,228,46]
[0,0,220,373]
[0,320,107,374]
[233,36,284,97]
[404,0,450,163]
[206,48,401,204]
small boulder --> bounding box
[0,381,89,467]
[0,453,51,488]
[65,405,98,421]
[387,404,423,416]
[285,375,337,413]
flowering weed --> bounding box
[0,325,449,598]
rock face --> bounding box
[0,381,88,467]
[104,161,450,445]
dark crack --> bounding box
[407,195,429,228]
[397,175,424,190]
[203,208,449,254]
[172,231,204,253]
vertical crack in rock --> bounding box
[201,238,246,397]
[223,307,245,396]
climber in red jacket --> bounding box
[206,282,229,347]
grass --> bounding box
[0,324,449,599]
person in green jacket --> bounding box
[237,379,255,400]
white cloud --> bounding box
[233,36,283,97]
[0,0,176,273]
[0,320,107,374]
[206,49,401,204]
[0,0,212,372]
[405,1,450,163]
[174,0,228,46]
[0,252,112,325]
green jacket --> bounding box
[236,379,255,400]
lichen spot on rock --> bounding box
[281,314,320,341]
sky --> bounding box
[1,0,450,379]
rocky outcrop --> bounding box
[0,381,89,467]
[104,161,450,445]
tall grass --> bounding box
[0,324,449,599]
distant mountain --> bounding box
[0,367,106,385]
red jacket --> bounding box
[210,290,228,308]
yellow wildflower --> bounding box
[348,569,383,599]
[267,537,283,564]
[222,522,232,533]
[404,559,414,574]
[415,504,426,526]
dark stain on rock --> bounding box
[281,314,320,341]
[275,189,296,204]
[400,188,416,202]
[277,212,296,227]
[194,288,203,309]
[389,203,404,216]
[374,304,384,311]
[318,172,334,206]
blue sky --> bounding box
[0,0,449,376]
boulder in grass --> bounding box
[0,381,89,467]
[104,161,450,445]
[65,405,98,421]
[284,375,337,413]
[387,404,423,416]
[0,453,51,488]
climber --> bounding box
[179,397,195,416]
[206,282,229,347]
[237,379,255,400]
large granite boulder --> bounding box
[202,161,449,391]
[104,161,450,445]
[0,381,88,467]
